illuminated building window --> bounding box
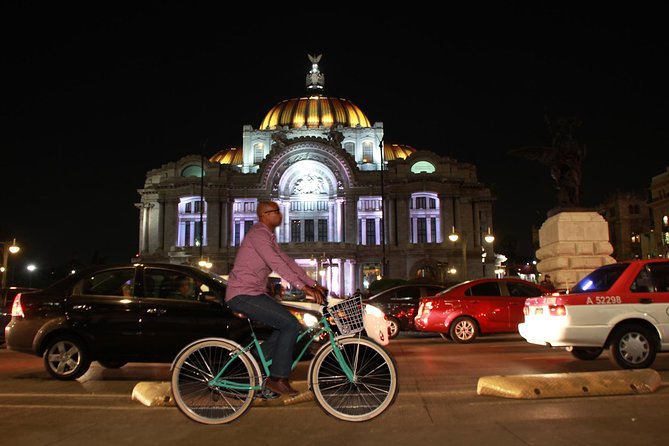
[410,161,435,174]
[305,220,314,242]
[362,141,373,163]
[291,220,302,242]
[178,196,207,247]
[357,196,382,245]
[318,219,328,242]
[253,143,265,163]
[409,192,441,243]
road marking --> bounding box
[0,404,171,410]
[0,393,126,398]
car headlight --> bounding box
[302,312,319,327]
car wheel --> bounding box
[608,324,658,369]
[449,317,478,343]
[387,317,400,339]
[43,335,91,380]
[570,347,603,360]
[97,360,128,369]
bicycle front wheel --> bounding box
[310,336,398,422]
[171,339,259,424]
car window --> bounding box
[572,263,629,293]
[78,269,136,297]
[143,269,200,301]
[632,262,669,293]
[507,282,543,297]
[394,287,420,299]
[466,282,501,296]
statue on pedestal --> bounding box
[509,115,587,212]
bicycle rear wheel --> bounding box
[171,339,259,424]
[310,336,398,422]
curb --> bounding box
[477,368,661,399]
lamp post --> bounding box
[26,263,37,288]
[1,238,20,289]
[449,227,495,280]
[448,227,468,280]
[483,227,495,277]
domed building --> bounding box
[136,55,496,296]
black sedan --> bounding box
[5,263,272,380]
[1,286,39,343]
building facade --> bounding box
[597,191,652,260]
[135,56,496,297]
[648,166,669,258]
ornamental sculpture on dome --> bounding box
[306,54,325,93]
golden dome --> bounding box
[260,96,371,130]
[210,147,243,165]
[384,143,416,161]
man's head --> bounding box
[257,201,282,229]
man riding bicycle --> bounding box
[225,200,327,397]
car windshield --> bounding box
[570,263,630,293]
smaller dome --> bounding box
[210,147,243,165]
[384,143,416,161]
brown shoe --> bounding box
[265,377,299,397]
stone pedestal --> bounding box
[536,211,615,290]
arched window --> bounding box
[344,142,355,157]
[181,165,204,177]
[253,142,265,164]
[411,161,435,174]
[362,141,374,163]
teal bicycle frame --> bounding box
[208,309,356,391]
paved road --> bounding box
[1,333,668,446]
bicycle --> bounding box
[170,295,398,424]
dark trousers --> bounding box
[227,294,299,378]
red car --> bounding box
[414,278,550,343]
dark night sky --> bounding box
[3,4,667,286]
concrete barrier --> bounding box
[131,381,313,407]
[477,369,661,399]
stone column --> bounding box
[536,211,616,290]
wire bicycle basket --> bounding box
[327,296,365,336]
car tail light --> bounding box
[11,294,25,318]
[548,304,566,316]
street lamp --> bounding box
[26,263,37,287]
[448,227,468,280]
[484,227,495,244]
[1,238,20,289]
[449,227,495,280]
[482,227,495,277]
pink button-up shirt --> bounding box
[225,222,314,302]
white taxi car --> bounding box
[519,259,669,369]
